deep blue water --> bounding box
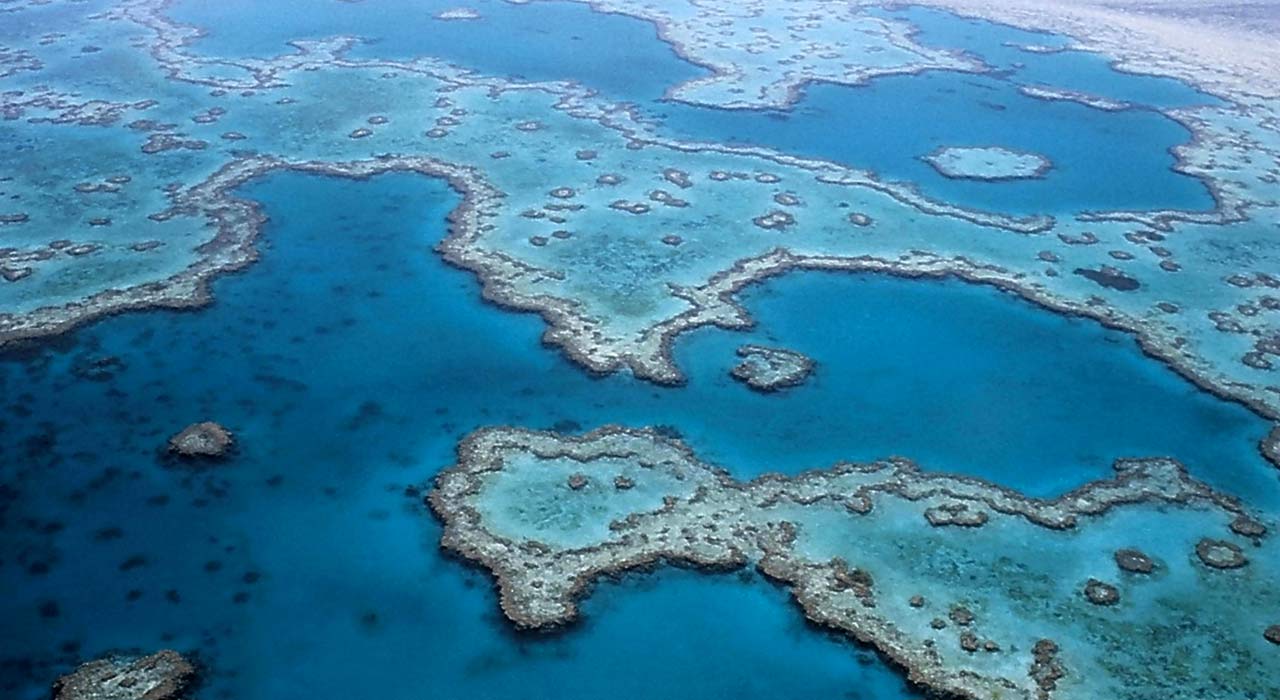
[167,0,1217,215]
[2,171,1274,698]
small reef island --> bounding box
[3,0,1280,699]
[730,344,815,391]
[923,146,1053,181]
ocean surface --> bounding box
[3,2,1275,699]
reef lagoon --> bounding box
[3,1,1280,700]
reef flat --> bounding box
[431,426,1280,700]
[51,650,195,700]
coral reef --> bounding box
[168,421,234,459]
[729,344,815,391]
[430,426,1280,700]
[52,650,195,700]
[923,146,1052,181]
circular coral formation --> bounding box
[648,189,689,207]
[168,421,234,459]
[609,200,651,215]
[1194,538,1248,569]
[1230,514,1267,539]
[663,168,693,188]
[948,605,975,626]
[730,344,814,391]
[1083,578,1120,606]
[923,145,1052,181]
[751,209,795,231]
[1114,548,1156,574]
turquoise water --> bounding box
[1,171,1274,697]
[166,0,1217,215]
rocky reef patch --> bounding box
[167,421,233,459]
[52,650,196,700]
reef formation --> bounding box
[730,344,815,391]
[167,421,233,459]
[51,650,195,700]
[923,146,1052,181]
[430,426,1279,700]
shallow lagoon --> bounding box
[2,171,1274,698]
[167,0,1218,215]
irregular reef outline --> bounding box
[430,425,1278,700]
